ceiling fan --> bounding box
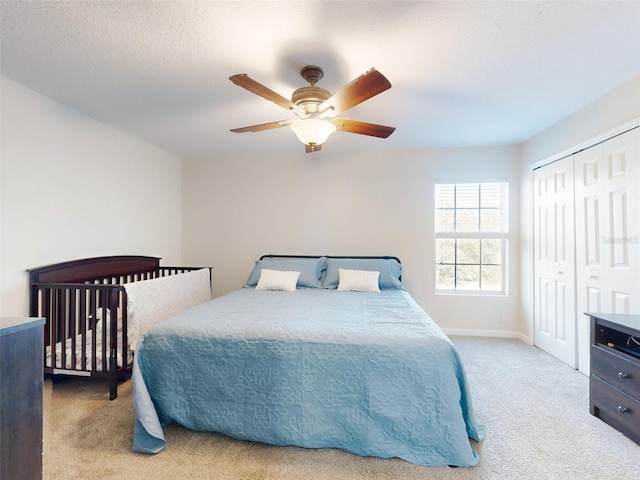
[229,65,395,153]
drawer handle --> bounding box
[618,406,628,414]
[618,372,629,379]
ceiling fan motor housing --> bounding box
[291,86,331,114]
[292,66,331,115]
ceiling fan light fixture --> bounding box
[290,118,336,146]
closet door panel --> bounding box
[575,127,640,374]
[610,189,628,267]
[533,155,576,367]
[583,195,600,265]
[586,286,601,313]
[598,130,638,311]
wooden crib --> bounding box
[28,255,209,400]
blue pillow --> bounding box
[322,258,402,290]
[245,257,326,289]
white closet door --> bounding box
[575,128,640,374]
[533,155,577,367]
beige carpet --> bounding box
[43,337,640,479]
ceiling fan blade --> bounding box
[319,68,391,117]
[331,118,396,138]
[229,74,305,116]
[305,143,322,154]
[230,119,293,133]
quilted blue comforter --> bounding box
[132,288,484,467]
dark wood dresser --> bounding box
[0,317,45,480]
[589,313,640,445]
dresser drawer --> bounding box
[590,376,640,444]
[591,345,640,399]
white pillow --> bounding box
[255,269,300,291]
[337,268,381,292]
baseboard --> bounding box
[443,328,531,344]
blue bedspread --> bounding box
[132,289,484,467]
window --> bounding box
[434,182,509,294]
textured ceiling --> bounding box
[2,1,640,158]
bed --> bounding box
[131,255,484,467]
[28,255,211,400]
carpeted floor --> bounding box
[43,337,640,479]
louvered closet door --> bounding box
[575,128,640,374]
[533,155,577,368]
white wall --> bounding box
[182,145,522,337]
[0,77,183,317]
[5,70,635,337]
[518,75,640,339]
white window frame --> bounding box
[434,181,509,296]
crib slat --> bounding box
[79,288,87,372]
[100,294,107,372]
[54,289,64,370]
[68,289,76,366]
[89,289,97,372]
